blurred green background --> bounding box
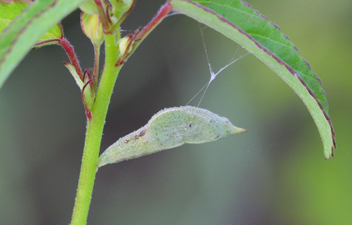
[1,0,351,224]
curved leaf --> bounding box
[0,0,86,89]
[169,0,336,159]
[0,0,63,48]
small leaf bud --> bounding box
[118,35,133,56]
[80,12,104,46]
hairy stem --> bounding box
[70,33,120,225]
[70,3,171,224]
[59,38,84,79]
[92,43,100,91]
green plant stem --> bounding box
[70,33,120,225]
[92,44,100,91]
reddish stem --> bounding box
[83,68,92,81]
[59,38,83,80]
[135,2,173,40]
[34,39,60,47]
[94,0,111,34]
[115,2,173,67]
[116,0,136,25]
[81,77,95,121]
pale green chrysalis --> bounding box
[97,106,246,167]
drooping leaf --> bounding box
[0,0,87,89]
[169,0,335,159]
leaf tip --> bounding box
[324,146,335,160]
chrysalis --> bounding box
[97,106,246,167]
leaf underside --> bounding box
[170,0,335,159]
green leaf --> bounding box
[0,0,30,30]
[0,0,87,89]
[34,24,63,47]
[170,0,336,159]
[0,0,63,47]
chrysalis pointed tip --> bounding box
[233,126,247,134]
